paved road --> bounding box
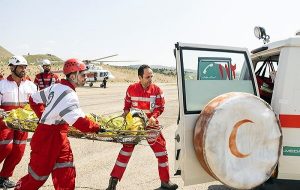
[8,82,229,190]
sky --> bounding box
[1,0,300,67]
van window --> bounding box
[254,57,278,104]
[181,48,256,113]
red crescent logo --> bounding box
[229,119,254,158]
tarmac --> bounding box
[3,82,230,190]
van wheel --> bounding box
[89,83,93,87]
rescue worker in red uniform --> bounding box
[0,56,37,188]
[106,65,178,190]
[34,59,60,90]
[15,58,103,190]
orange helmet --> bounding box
[63,58,86,75]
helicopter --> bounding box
[36,54,137,88]
[84,63,114,87]
[82,54,138,87]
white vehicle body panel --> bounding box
[175,35,300,186]
[174,42,258,186]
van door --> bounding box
[174,42,259,186]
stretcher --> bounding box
[0,108,162,144]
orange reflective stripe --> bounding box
[279,114,300,128]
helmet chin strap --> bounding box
[67,71,80,86]
[75,71,79,85]
[12,66,23,78]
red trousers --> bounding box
[110,133,170,182]
[15,124,76,190]
[0,123,27,178]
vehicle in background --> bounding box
[85,63,114,87]
[83,54,137,87]
[38,54,137,87]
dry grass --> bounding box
[0,45,13,59]
[0,63,176,83]
[103,64,176,83]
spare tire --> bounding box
[194,92,282,190]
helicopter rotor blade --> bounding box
[90,54,119,62]
[92,60,139,63]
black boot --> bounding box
[161,180,178,189]
[0,177,16,189]
[106,177,118,190]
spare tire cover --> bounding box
[194,92,282,190]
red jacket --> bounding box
[124,82,165,119]
[34,72,60,90]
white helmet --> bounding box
[41,59,51,66]
[8,55,28,66]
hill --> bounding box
[102,64,176,83]
[123,64,177,81]
[0,45,13,63]
[24,54,63,64]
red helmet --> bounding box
[63,58,86,75]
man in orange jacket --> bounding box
[0,56,37,188]
[106,65,178,190]
[15,58,103,190]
